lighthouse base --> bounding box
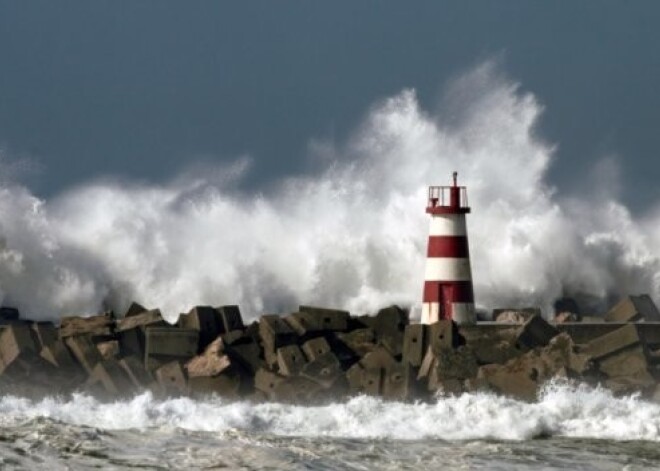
[421,302,476,325]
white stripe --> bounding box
[424,257,472,281]
[421,302,475,325]
[429,214,467,236]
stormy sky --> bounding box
[0,1,659,211]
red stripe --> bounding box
[423,280,474,303]
[426,236,469,258]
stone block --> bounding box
[359,347,397,370]
[277,345,306,376]
[515,315,559,349]
[0,324,38,375]
[188,374,241,398]
[154,361,188,395]
[270,376,325,403]
[90,360,134,395]
[605,295,660,322]
[215,305,245,332]
[117,328,143,357]
[299,305,350,331]
[226,340,262,375]
[361,368,382,396]
[598,345,649,378]
[65,335,103,373]
[584,324,642,360]
[302,337,331,361]
[426,320,458,352]
[283,312,324,336]
[403,324,427,367]
[300,351,342,388]
[59,312,114,338]
[493,307,541,323]
[178,306,223,352]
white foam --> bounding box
[0,60,659,321]
[2,382,660,442]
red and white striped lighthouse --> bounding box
[421,172,476,325]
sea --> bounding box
[2,381,660,470]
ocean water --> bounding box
[2,381,660,470]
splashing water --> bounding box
[0,61,659,322]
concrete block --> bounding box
[59,312,114,338]
[270,376,325,403]
[277,345,306,376]
[515,315,559,349]
[598,345,649,378]
[359,347,397,370]
[0,324,38,375]
[119,355,153,388]
[124,302,148,318]
[40,340,78,370]
[90,360,134,395]
[259,315,297,350]
[116,309,165,332]
[185,338,232,377]
[254,368,287,395]
[300,351,342,388]
[283,312,324,336]
[426,320,458,352]
[226,340,262,375]
[426,347,479,390]
[302,337,331,361]
[117,328,143,357]
[178,306,223,352]
[382,363,416,400]
[584,324,642,360]
[334,328,377,358]
[188,374,241,398]
[96,340,120,360]
[65,335,103,374]
[493,307,541,323]
[403,324,427,367]
[459,326,521,365]
[215,305,245,332]
[144,327,199,370]
[0,307,19,324]
[361,368,382,396]
[154,361,188,395]
[605,295,660,322]
[299,305,350,331]
[31,322,58,348]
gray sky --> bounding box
[1,1,659,211]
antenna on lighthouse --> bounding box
[421,173,476,325]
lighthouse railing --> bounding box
[427,186,469,209]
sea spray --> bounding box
[0,61,659,321]
[2,380,660,442]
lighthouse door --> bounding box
[439,284,454,321]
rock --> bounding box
[277,345,306,376]
[144,327,199,370]
[605,295,660,322]
[301,337,331,361]
[116,309,166,332]
[59,312,115,338]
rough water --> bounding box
[2,382,660,470]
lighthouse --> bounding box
[421,172,476,325]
